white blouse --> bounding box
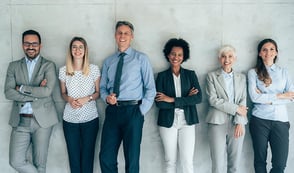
[59,64,100,123]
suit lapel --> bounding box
[30,56,42,84]
[180,68,188,97]
[20,58,30,83]
[168,68,176,97]
[233,72,241,103]
[216,69,229,99]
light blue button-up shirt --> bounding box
[19,55,40,114]
[100,47,156,115]
[222,69,235,103]
[248,64,294,122]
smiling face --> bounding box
[219,50,236,73]
[115,25,133,52]
[259,42,278,66]
[71,40,85,60]
[168,46,184,68]
[22,34,41,60]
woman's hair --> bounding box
[66,36,90,76]
[218,45,236,58]
[255,38,278,87]
[163,38,190,63]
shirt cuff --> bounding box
[19,85,24,93]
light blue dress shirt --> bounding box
[19,55,40,114]
[248,64,294,122]
[222,69,235,104]
[100,47,156,115]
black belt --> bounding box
[19,113,34,118]
[115,100,142,106]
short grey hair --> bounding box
[115,21,134,32]
[218,45,236,58]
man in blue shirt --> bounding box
[99,21,156,173]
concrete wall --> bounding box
[1,0,294,172]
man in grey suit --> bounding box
[4,30,59,173]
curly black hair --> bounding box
[163,38,190,63]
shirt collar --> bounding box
[116,47,132,57]
[221,69,234,78]
[266,63,277,72]
[25,55,40,63]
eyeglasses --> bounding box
[23,42,40,47]
[72,45,84,51]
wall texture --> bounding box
[1,0,294,172]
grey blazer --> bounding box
[205,68,247,125]
[4,56,59,128]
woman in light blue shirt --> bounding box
[248,38,294,173]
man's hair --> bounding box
[22,30,41,43]
[115,21,134,32]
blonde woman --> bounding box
[59,37,100,173]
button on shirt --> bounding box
[19,56,40,114]
[248,64,294,122]
[100,47,156,115]
[222,70,235,103]
[173,73,184,114]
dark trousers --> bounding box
[250,116,290,173]
[63,118,99,173]
[99,105,144,173]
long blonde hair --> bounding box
[66,37,90,76]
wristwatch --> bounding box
[88,95,93,102]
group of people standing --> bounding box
[4,20,294,173]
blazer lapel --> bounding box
[20,58,30,83]
[180,68,188,97]
[233,72,241,103]
[168,68,176,97]
[216,69,229,99]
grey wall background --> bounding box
[1,0,294,172]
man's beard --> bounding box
[25,48,39,60]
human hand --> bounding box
[40,79,47,87]
[68,97,82,109]
[237,105,248,117]
[255,88,262,94]
[188,87,199,96]
[234,124,244,138]
[106,93,117,105]
[155,92,174,103]
[75,97,89,106]
[277,91,294,100]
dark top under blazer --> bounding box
[156,67,202,128]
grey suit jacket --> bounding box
[205,68,248,125]
[4,56,59,128]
